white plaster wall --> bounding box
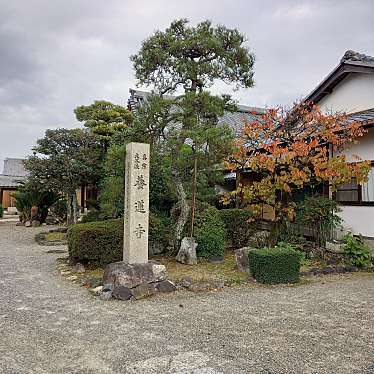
[339,205,374,237]
[318,72,374,237]
[319,73,374,114]
[338,127,374,162]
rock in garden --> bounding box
[73,263,85,273]
[176,237,197,265]
[25,221,31,227]
[235,247,253,272]
[50,227,68,233]
[131,283,157,300]
[100,290,113,301]
[103,261,166,288]
[180,276,193,288]
[113,286,132,301]
[31,220,41,227]
[16,222,24,226]
[326,241,345,253]
[90,286,103,295]
[209,256,224,264]
[103,283,114,291]
[155,280,177,293]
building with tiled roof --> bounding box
[0,158,28,210]
[305,50,374,238]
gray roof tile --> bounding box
[2,158,27,177]
[348,108,374,124]
[0,175,25,188]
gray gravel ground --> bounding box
[0,220,373,374]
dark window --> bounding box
[336,178,359,202]
[335,164,374,205]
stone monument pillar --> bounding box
[124,142,150,264]
[102,142,176,301]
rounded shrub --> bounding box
[68,219,123,264]
[219,208,255,248]
[195,206,226,259]
[248,246,303,284]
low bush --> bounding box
[195,206,226,259]
[68,219,123,264]
[0,204,3,218]
[248,245,303,284]
[296,196,342,246]
[68,214,170,264]
[219,208,255,249]
[343,234,372,268]
[80,209,113,223]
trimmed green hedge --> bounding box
[68,219,123,264]
[0,204,3,218]
[219,209,255,249]
[248,247,303,284]
[68,214,169,264]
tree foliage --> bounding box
[226,102,370,240]
[74,100,133,143]
[131,19,255,94]
[24,128,103,223]
[131,19,255,250]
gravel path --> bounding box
[0,221,373,374]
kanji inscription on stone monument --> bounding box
[124,142,150,264]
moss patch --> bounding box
[154,252,248,285]
[45,232,67,242]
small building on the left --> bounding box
[0,158,28,212]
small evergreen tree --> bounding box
[131,19,255,257]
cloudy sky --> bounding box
[1,0,373,168]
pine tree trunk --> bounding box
[66,193,74,226]
[172,168,190,250]
[72,191,78,224]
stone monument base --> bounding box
[102,261,176,300]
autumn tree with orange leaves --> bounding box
[225,101,370,241]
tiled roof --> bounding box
[0,158,27,188]
[348,108,374,126]
[218,106,265,136]
[128,89,266,136]
[305,50,374,103]
[2,158,27,177]
[0,175,25,188]
[341,50,374,67]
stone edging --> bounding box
[300,265,372,276]
[34,231,67,246]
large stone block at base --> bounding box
[103,261,167,288]
[235,247,255,273]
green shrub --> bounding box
[219,208,255,248]
[68,214,170,264]
[0,204,3,218]
[50,199,67,221]
[248,245,303,284]
[195,206,226,259]
[296,196,342,246]
[80,209,113,223]
[12,190,60,223]
[343,234,372,268]
[68,219,123,264]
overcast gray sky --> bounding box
[1,0,373,169]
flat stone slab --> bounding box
[103,261,166,288]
